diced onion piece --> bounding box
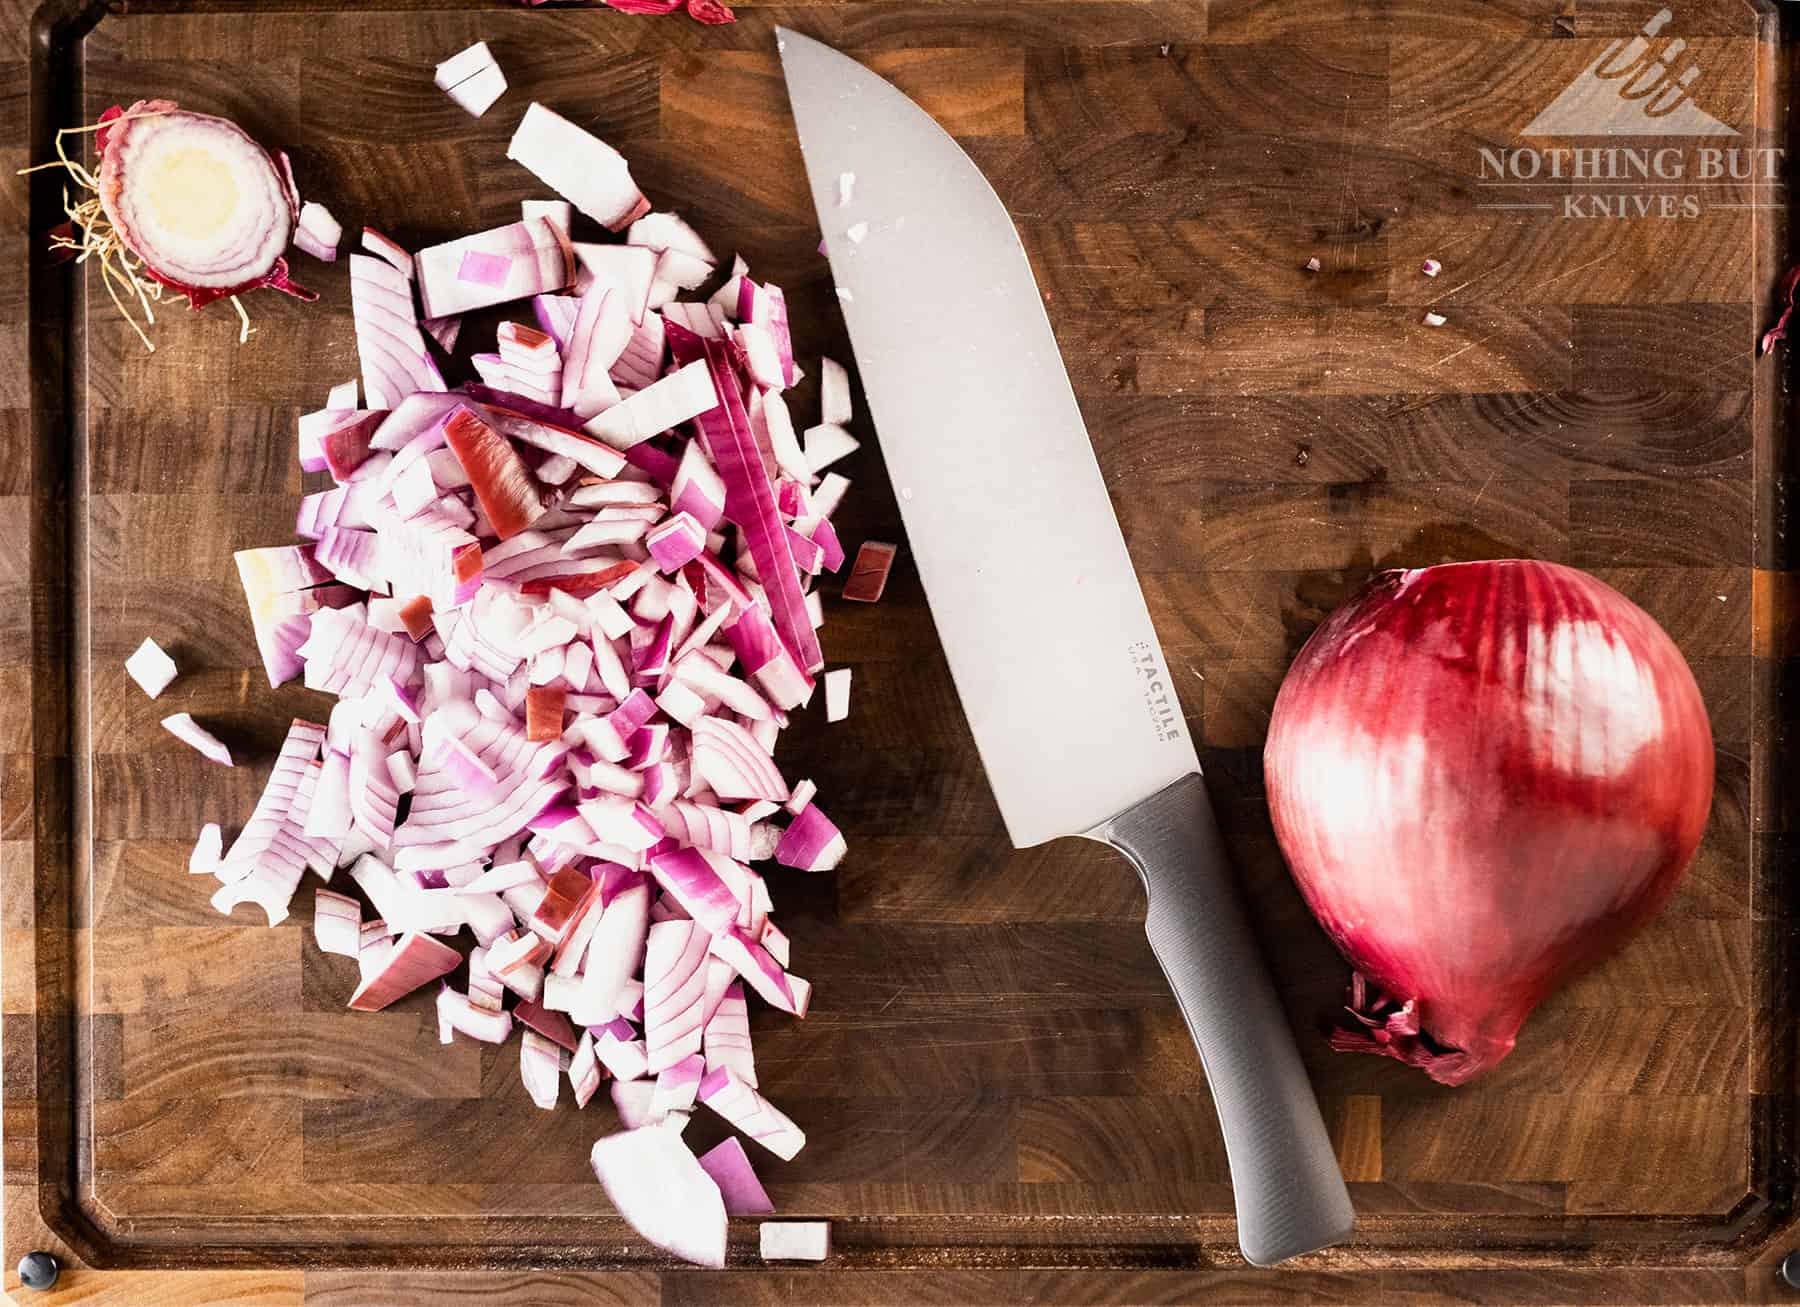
[162,713,233,766]
[435,42,508,117]
[708,926,809,1016]
[361,229,412,279]
[811,472,850,520]
[842,540,896,603]
[569,1029,603,1107]
[774,803,845,873]
[823,667,851,723]
[521,1029,567,1109]
[507,103,650,233]
[296,200,341,260]
[653,1051,705,1116]
[819,356,852,425]
[594,1017,651,1081]
[349,254,447,409]
[526,684,566,741]
[314,889,362,957]
[590,1127,727,1269]
[698,1065,805,1160]
[644,917,710,1073]
[575,244,657,324]
[702,979,755,1086]
[346,931,461,1011]
[438,985,514,1043]
[760,1222,830,1262]
[646,512,706,573]
[442,405,546,540]
[415,219,573,320]
[697,1136,774,1217]
[126,636,178,698]
[583,360,717,451]
[188,822,223,876]
[485,406,628,479]
[670,440,727,532]
[802,423,858,475]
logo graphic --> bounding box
[1475,7,1779,219]
[1521,8,1736,137]
[1128,641,1181,744]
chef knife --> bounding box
[778,30,1354,1266]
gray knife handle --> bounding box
[1094,772,1355,1267]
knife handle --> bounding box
[1094,772,1355,1267]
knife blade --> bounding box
[778,30,1354,1265]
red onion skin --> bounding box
[1264,560,1713,1085]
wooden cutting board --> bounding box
[6,0,1796,1301]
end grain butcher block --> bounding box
[6,0,1796,1301]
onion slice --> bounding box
[697,1137,774,1216]
[161,713,233,766]
[590,1128,727,1269]
[97,100,313,310]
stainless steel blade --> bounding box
[778,29,1197,847]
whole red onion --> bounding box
[1264,560,1713,1085]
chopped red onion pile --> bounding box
[189,106,870,1265]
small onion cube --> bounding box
[125,636,178,698]
[515,996,580,1052]
[760,1222,830,1263]
[842,540,896,603]
[823,668,851,723]
[811,472,850,520]
[646,512,707,573]
[526,684,567,741]
[438,985,514,1043]
[594,1019,650,1081]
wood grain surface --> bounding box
[5,0,1799,1302]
